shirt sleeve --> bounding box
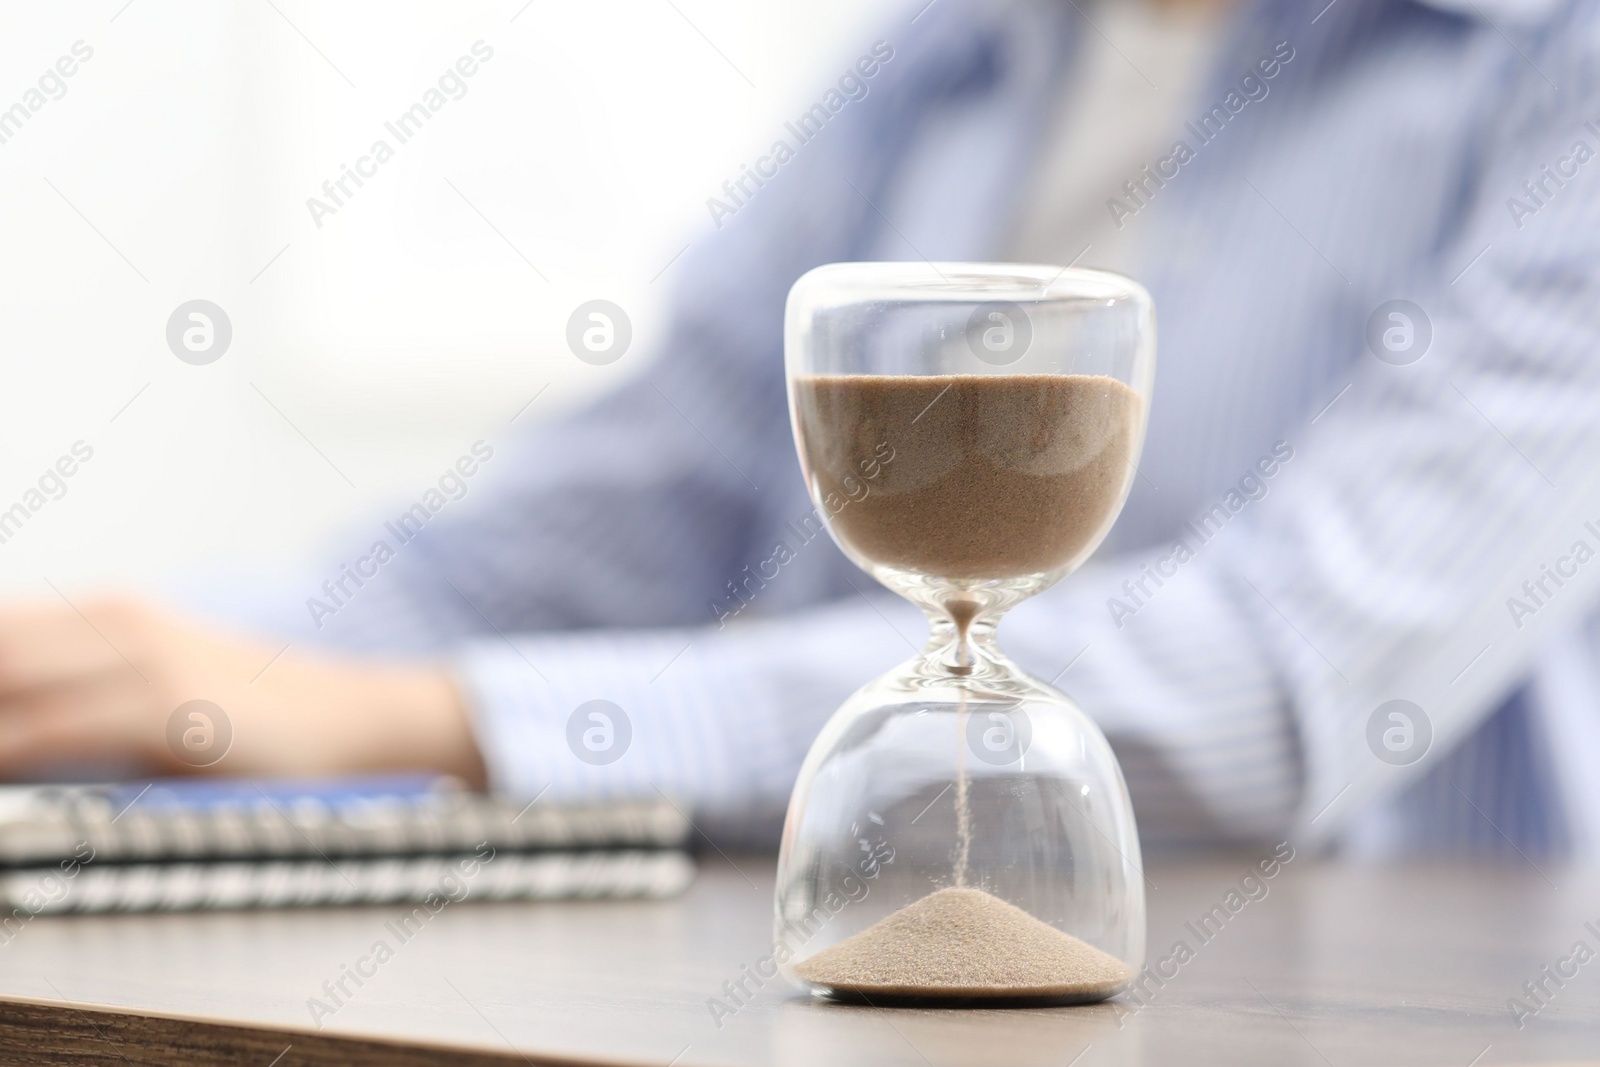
[449,555,1302,851]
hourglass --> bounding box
[774,262,1154,1005]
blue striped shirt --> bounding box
[255,0,1600,857]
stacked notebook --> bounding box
[0,776,694,914]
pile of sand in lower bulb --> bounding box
[794,886,1133,1002]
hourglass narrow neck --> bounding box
[925,609,1002,676]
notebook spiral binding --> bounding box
[0,778,695,916]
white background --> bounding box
[0,0,901,596]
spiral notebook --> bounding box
[0,776,694,915]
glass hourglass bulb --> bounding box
[773,262,1155,1005]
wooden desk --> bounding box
[1,855,1596,1066]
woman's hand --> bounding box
[0,595,486,784]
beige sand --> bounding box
[794,886,1133,1001]
[793,373,1142,580]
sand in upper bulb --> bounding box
[792,373,1143,580]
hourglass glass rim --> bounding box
[789,261,1153,308]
